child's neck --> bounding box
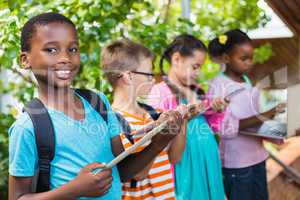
[38,83,83,119]
[224,67,245,83]
[168,69,198,104]
[112,88,146,117]
[168,69,184,89]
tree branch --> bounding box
[160,0,172,23]
[10,68,37,86]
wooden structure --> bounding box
[249,0,300,88]
[266,0,300,34]
[251,37,299,88]
[267,137,300,200]
[251,1,300,199]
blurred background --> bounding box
[0,0,299,199]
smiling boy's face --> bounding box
[20,22,80,89]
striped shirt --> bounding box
[116,110,175,200]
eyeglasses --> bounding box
[131,71,155,81]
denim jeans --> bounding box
[222,161,268,200]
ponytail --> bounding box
[208,37,225,58]
[159,51,167,76]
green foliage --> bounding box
[192,0,270,36]
[254,43,273,64]
[0,0,271,197]
[0,112,14,198]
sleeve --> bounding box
[119,133,133,151]
[205,112,225,133]
[205,80,226,133]
[98,93,122,139]
[206,78,239,138]
[229,87,260,120]
[217,85,261,139]
[8,116,38,177]
[147,83,178,111]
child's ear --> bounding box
[171,52,181,68]
[20,52,31,69]
[120,71,132,85]
[222,53,230,64]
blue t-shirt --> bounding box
[9,92,122,200]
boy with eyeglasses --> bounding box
[101,39,184,200]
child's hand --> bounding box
[153,110,183,144]
[177,102,207,120]
[275,102,286,114]
[268,103,286,119]
[176,105,189,119]
[68,162,113,198]
[211,97,228,113]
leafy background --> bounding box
[0,0,271,197]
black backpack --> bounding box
[23,89,108,193]
[115,101,161,188]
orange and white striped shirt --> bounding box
[116,110,175,200]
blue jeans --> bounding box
[222,161,268,200]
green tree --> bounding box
[0,0,270,197]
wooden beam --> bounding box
[283,0,300,22]
[266,0,300,35]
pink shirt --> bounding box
[147,82,224,131]
[207,74,268,168]
[148,82,178,111]
[148,81,225,179]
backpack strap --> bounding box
[75,89,108,123]
[115,112,138,188]
[23,98,55,193]
[115,112,134,144]
[23,89,108,192]
[137,102,161,120]
[115,103,160,188]
[115,102,161,145]
[115,102,161,138]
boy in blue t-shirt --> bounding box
[9,12,183,200]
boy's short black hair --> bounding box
[21,12,76,52]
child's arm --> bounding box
[167,119,187,164]
[116,133,155,181]
[9,163,113,200]
[168,101,209,163]
[148,84,187,164]
[239,110,274,130]
[239,103,286,130]
[111,110,183,182]
[133,159,155,180]
[111,134,172,182]
[9,113,114,200]
[9,176,74,200]
[204,98,228,133]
